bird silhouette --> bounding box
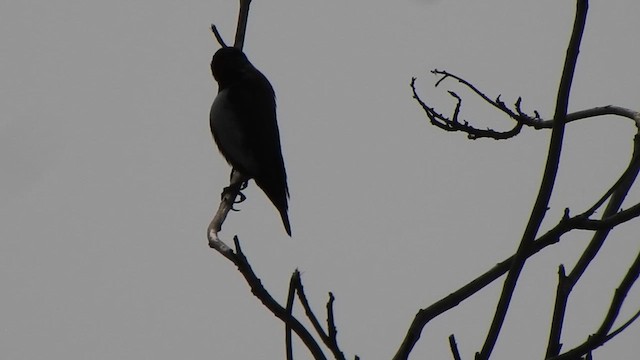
[210,47,291,236]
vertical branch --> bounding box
[551,248,640,360]
[286,274,297,360]
[546,265,569,357]
[293,273,347,360]
[234,0,252,49]
[546,133,640,357]
[477,1,589,359]
[326,293,338,343]
[449,335,462,360]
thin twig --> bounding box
[411,77,524,140]
[293,272,329,339]
[210,24,227,47]
[326,292,338,347]
[286,273,297,360]
[449,334,462,360]
[414,73,639,140]
[293,272,347,360]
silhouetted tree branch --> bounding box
[399,0,640,359]
[546,133,640,358]
[207,1,640,359]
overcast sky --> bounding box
[2,0,640,359]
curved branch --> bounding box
[414,73,640,140]
[433,69,542,127]
[603,306,640,342]
[208,169,248,254]
[411,77,524,140]
[544,106,640,128]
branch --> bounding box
[603,306,640,342]
[286,274,296,360]
[211,237,327,360]
[540,106,640,128]
[210,24,227,47]
[207,170,248,254]
[414,72,640,139]
[293,272,347,360]
[550,247,640,360]
[433,69,542,128]
[411,77,525,140]
[210,0,251,50]
[545,132,640,357]
[477,1,589,358]
[449,335,462,360]
[234,0,252,49]
[393,135,640,360]
[392,130,640,360]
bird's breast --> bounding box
[210,89,259,175]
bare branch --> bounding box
[391,212,584,359]
[393,148,640,360]
[550,247,640,360]
[546,264,569,357]
[211,237,327,360]
[478,2,590,358]
[234,0,252,49]
[448,334,462,360]
[414,71,640,139]
[208,170,248,252]
[546,133,640,357]
[210,24,227,47]
[293,272,347,360]
[286,273,296,360]
[210,0,252,51]
[541,106,640,128]
[411,77,524,140]
[326,292,339,348]
[603,306,640,342]
[433,69,542,127]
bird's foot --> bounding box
[221,181,248,211]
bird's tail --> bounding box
[279,209,292,237]
[256,178,291,236]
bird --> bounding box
[209,46,291,236]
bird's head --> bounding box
[211,47,252,87]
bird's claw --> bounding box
[221,183,248,211]
[230,191,246,211]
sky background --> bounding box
[2,0,640,359]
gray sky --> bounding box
[2,0,639,359]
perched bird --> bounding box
[210,46,291,236]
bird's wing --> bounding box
[210,88,260,174]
